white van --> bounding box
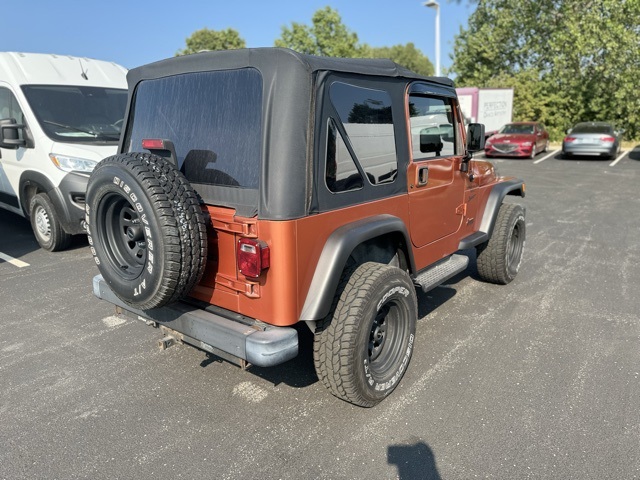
[0,52,127,251]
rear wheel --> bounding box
[313,262,417,407]
[476,203,526,284]
[29,193,72,251]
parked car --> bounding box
[484,122,549,159]
[86,48,526,407]
[0,52,127,251]
[562,122,623,160]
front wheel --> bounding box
[476,203,526,284]
[29,193,72,251]
[313,262,417,407]
[529,145,537,159]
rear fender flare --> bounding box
[299,214,415,321]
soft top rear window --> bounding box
[126,68,263,189]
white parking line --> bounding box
[0,252,29,268]
[533,149,560,164]
[609,150,627,167]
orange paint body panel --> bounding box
[189,162,506,327]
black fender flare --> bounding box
[458,179,526,250]
[19,170,58,215]
[19,170,87,233]
[299,214,415,321]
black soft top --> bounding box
[122,48,455,219]
[127,47,453,88]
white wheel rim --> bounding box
[35,205,51,240]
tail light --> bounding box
[601,136,615,143]
[564,136,576,142]
[237,238,270,278]
[142,138,167,150]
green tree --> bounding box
[364,43,434,77]
[275,7,434,77]
[451,0,640,140]
[275,6,360,57]
[177,28,246,56]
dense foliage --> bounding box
[274,7,434,76]
[450,0,640,140]
[176,28,246,56]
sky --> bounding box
[4,0,475,72]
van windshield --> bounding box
[22,85,127,144]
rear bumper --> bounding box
[93,275,298,367]
[562,144,616,157]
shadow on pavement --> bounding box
[0,209,39,259]
[388,441,442,480]
[0,208,89,258]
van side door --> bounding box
[0,86,26,214]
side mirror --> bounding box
[466,123,485,152]
[567,128,572,134]
[0,118,26,149]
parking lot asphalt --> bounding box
[1,149,639,479]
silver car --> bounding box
[562,122,623,160]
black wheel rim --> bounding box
[506,221,523,272]
[96,192,147,279]
[367,299,409,379]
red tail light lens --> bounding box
[601,136,615,143]
[237,238,270,278]
[142,138,166,149]
[564,136,576,143]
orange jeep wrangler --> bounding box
[86,48,525,407]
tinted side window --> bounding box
[326,119,363,193]
[127,68,262,189]
[409,95,457,160]
[329,82,397,186]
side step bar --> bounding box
[413,254,469,292]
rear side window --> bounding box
[327,82,398,190]
[126,68,262,189]
[408,95,457,160]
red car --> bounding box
[485,122,550,158]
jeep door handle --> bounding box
[417,166,429,186]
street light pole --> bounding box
[423,0,441,77]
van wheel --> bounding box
[313,262,417,407]
[30,193,72,251]
[476,203,525,284]
[85,152,207,310]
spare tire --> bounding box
[86,152,207,310]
